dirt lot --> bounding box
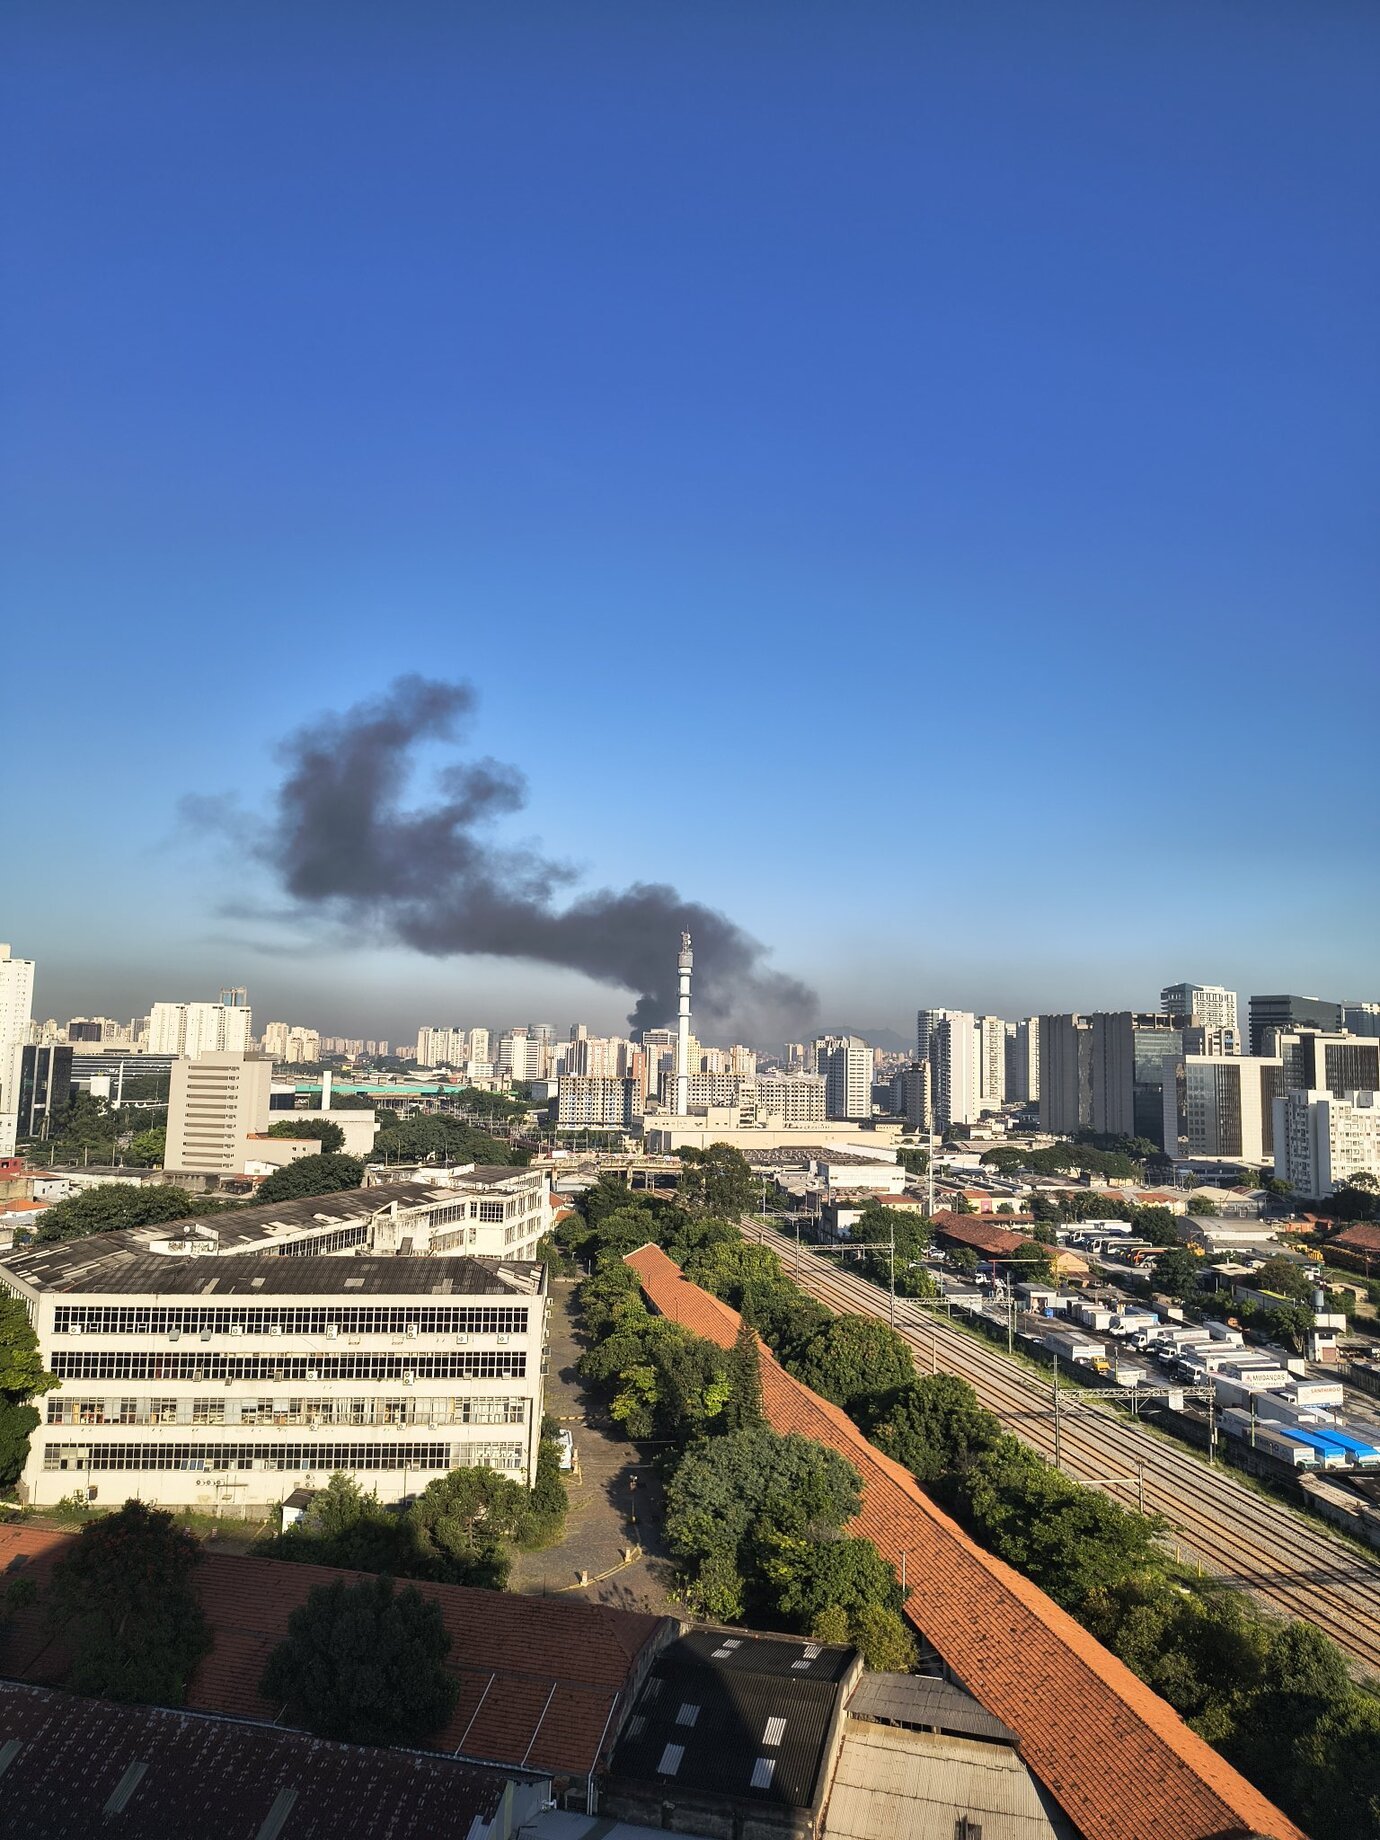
[509,1277,678,1615]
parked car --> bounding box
[554,1427,575,1471]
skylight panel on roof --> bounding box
[762,1717,786,1747]
[750,1758,776,1789]
[675,1703,700,1727]
[656,1744,684,1776]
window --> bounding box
[42,1440,454,1473]
[53,1303,531,1339]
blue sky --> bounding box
[4,2,1377,1042]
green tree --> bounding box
[33,1183,221,1244]
[682,1237,787,1305]
[1255,1257,1315,1303]
[260,1574,458,1746]
[267,1117,346,1154]
[764,1532,902,1628]
[869,1375,1002,1484]
[0,1295,57,1487]
[255,1153,364,1204]
[1152,1247,1202,1299]
[789,1314,914,1417]
[374,1113,518,1167]
[47,1501,211,1704]
[723,1318,765,1432]
[405,1466,530,1587]
[677,1144,755,1218]
[257,1473,420,1575]
[664,1427,862,1574]
[125,1128,166,1167]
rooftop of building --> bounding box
[0,1525,668,1781]
[0,1678,535,1840]
[607,1628,855,1812]
[929,1213,1032,1255]
[623,1243,1305,1840]
[0,1247,541,1298]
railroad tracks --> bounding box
[748,1222,1380,1673]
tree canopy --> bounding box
[869,1375,1002,1486]
[255,1153,364,1203]
[47,1502,211,1704]
[677,1143,755,1218]
[260,1574,458,1747]
[31,1183,222,1244]
[0,1295,56,1487]
[267,1117,346,1153]
[788,1313,915,1417]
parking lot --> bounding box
[508,1278,677,1615]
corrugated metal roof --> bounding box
[826,1724,1074,1840]
[848,1673,1017,1745]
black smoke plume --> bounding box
[235,675,817,1037]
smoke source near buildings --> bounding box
[208,675,817,1037]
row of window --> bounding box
[278,1224,370,1256]
[41,1440,533,1473]
[49,1350,528,1382]
[52,1304,531,1337]
[47,1396,527,1428]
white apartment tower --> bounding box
[165,1052,274,1173]
[148,999,253,1059]
[1275,1090,1380,1199]
[975,1016,1008,1111]
[814,1035,872,1121]
[931,1012,980,1130]
[0,944,36,1157]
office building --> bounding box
[0,1197,549,1507]
[1275,1090,1380,1199]
[1089,1013,1184,1149]
[1248,994,1342,1057]
[0,945,36,1158]
[1269,1031,1380,1099]
[1005,1017,1040,1104]
[1038,1015,1093,1135]
[814,1036,872,1121]
[16,1045,74,1141]
[165,1052,274,1174]
[1160,983,1239,1038]
[1163,1054,1283,1166]
[148,1000,253,1059]
[1342,1002,1380,1039]
[555,1075,638,1131]
[975,1015,1008,1110]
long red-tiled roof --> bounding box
[0,1524,666,1779]
[625,1242,1306,1840]
[930,1212,1030,1255]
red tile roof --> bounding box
[0,1525,667,1780]
[1333,1222,1380,1255]
[625,1243,1305,1840]
[930,1213,1030,1255]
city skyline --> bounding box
[5,3,1377,1043]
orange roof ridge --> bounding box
[624,1244,1305,1840]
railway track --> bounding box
[747,1222,1380,1673]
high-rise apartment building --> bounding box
[467,1027,491,1066]
[555,1076,638,1130]
[930,1013,979,1130]
[165,1052,273,1174]
[1038,1015,1093,1135]
[1248,994,1342,1057]
[148,1000,253,1059]
[814,1036,872,1121]
[261,1022,322,1065]
[416,1026,468,1067]
[1160,983,1239,1039]
[890,1061,931,1131]
[0,944,36,1157]
[915,1009,955,1063]
[751,1073,827,1125]
[1005,1018,1040,1104]
[1275,1089,1380,1198]
[1163,1054,1283,1166]
[975,1016,1007,1111]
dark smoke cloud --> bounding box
[217,676,818,1038]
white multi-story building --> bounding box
[555,1076,638,1130]
[0,945,36,1157]
[1342,1002,1380,1039]
[148,1000,253,1059]
[1275,1090,1380,1198]
[751,1073,827,1126]
[975,1016,1008,1111]
[1161,983,1239,1040]
[165,1053,274,1173]
[0,1177,551,1509]
[931,1012,979,1130]
[416,1026,468,1067]
[1164,1054,1283,1167]
[261,1022,322,1064]
[813,1036,872,1121]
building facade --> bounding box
[1160,983,1239,1037]
[0,945,36,1158]
[975,1016,1008,1111]
[555,1075,638,1130]
[1248,994,1342,1057]
[931,1013,979,1130]
[1005,1017,1040,1104]
[1089,1013,1184,1149]
[1163,1054,1283,1166]
[1269,1032,1380,1100]
[1038,1015,1093,1136]
[148,1001,254,1059]
[165,1053,274,1173]
[1274,1090,1380,1199]
[16,1046,74,1141]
